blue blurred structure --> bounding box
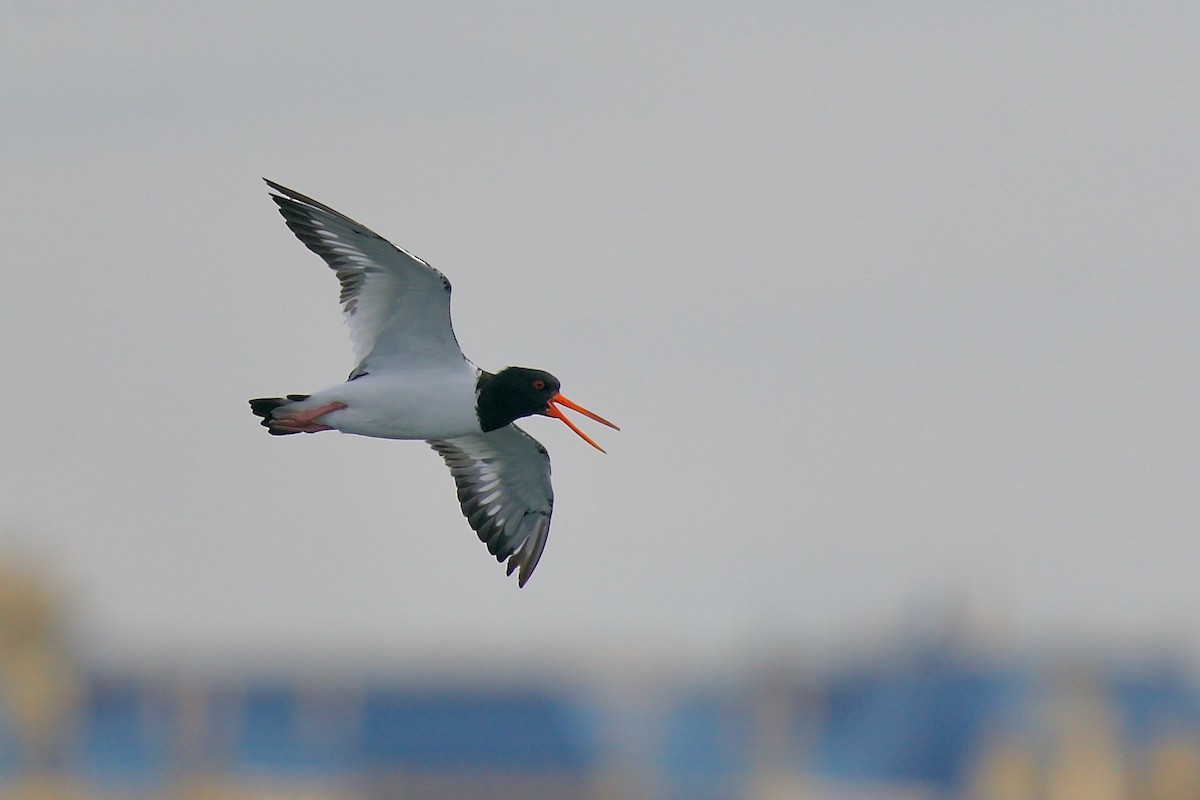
[4,645,1200,798]
[1,563,1199,798]
[74,676,175,790]
[61,677,603,799]
[660,690,752,800]
[813,646,1024,791]
[358,685,596,773]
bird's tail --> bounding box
[249,394,310,435]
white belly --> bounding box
[303,367,481,440]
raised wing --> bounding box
[266,180,466,371]
[428,425,554,587]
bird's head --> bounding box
[481,367,619,451]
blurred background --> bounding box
[3,2,1199,798]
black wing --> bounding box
[428,425,554,587]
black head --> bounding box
[477,367,562,432]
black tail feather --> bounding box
[249,395,310,435]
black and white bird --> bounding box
[250,180,618,587]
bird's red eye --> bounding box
[532,379,546,390]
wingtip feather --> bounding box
[516,514,551,588]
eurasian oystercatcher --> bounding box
[250,180,618,587]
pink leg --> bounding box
[271,402,347,434]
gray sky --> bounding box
[3,2,1198,670]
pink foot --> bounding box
[271,402,347,434]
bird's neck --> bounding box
[475,371,520,432]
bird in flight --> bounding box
[250,180,618,586]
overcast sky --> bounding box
[3,2,1198,672]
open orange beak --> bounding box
[545,394,620,453]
